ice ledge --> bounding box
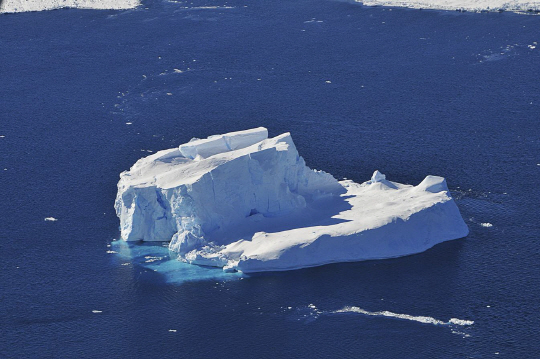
[179,127,268,159]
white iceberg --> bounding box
[115,127,468,273]
[0,0,139,14]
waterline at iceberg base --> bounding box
[115,128,468,273]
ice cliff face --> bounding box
[115,127,469,273]
[115,128,342,255]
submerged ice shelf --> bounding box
[115,127,468,273]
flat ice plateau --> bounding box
[358,0,540,12]
[115,128,468,273]
[0,0,139,13]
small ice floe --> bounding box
[480,223,493,228]
[92,310,103,314]
[44,217,58,222]
[448,318,475,326]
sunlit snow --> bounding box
[115,128,468,273]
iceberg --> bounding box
[0,0,139,14]
[115,127,468,273]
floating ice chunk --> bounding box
[44,217,58,222]
[115,127,468,273]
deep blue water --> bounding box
[1,0,540,357]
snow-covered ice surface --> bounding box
[115,128,468,273]
[0,0,139,13]
[358,0,540,13]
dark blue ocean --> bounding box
[1,0,539,357]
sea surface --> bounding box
[1,0,539,357]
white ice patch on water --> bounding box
[334,306,446,325]
[1,0,140,13]
[358,0,540,13]
[333,306,474,328]
[290,304,473,336]
[449,318,475,326]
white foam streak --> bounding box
[334,306,474,326]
